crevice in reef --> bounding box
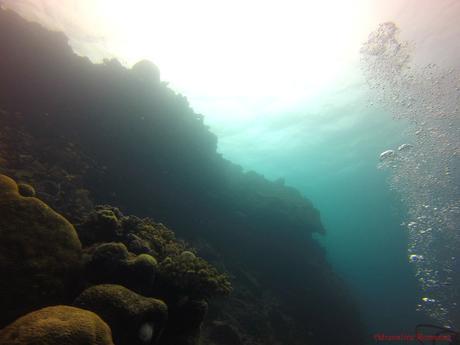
[0,8,367,345]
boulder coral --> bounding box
[74,284,168,345]
[0,305,114,345]
[84,242,157,295]
[0,174,82,327]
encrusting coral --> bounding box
[0,305,114,345]
[74,284,168,345]
[0,174,82,328]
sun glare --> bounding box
[2,0,371,119]
[84,1,365,96]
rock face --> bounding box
[0,305,114,345]
[74,284,168,345]
[0,174,82,327]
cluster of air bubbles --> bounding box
[378,143,415,169]
[361,22,460,327]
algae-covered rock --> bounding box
[0,174,82,327]
[0,305,114,345]
[74,284,168,345]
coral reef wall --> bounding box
[0,9,366,345]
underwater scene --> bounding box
[0,1,458,344]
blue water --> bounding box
[200,21,460,337]
[211,101,429,337]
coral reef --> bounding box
[77,205,124,245]
[0,306,114,345]
[0,109,96,224]
[78,205,232,299]
[0,8,367,345]
[74,284,168,345]
[0,174,82,328]
[84,242,157,295]
[157,250,232,298]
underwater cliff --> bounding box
[0,8,366,345]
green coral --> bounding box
[78,205,232,299]
[0,305,114,345]
[0,174,82,328]
[121,214,189,260]
[84,242,157,295]
[78,205,123,245]
[126,218,232,298]
[158,251,232,298]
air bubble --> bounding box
[380,149,395,161]
[362,22,460,327]
[409,254,424,263]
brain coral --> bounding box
[74,284,168,345]
[0,174,82,327]
[0,305,114,345]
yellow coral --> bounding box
[0,305,114,345]
[0,174,82,327]
[74,284,167,345]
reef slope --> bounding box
[0,9,366,345]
